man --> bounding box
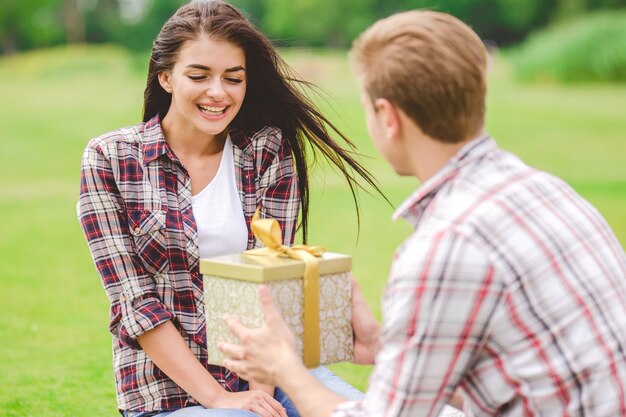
[218,10,626,417]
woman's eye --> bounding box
[188,75,206,81]
[225,78,243,84]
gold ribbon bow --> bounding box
[245,208,325,368]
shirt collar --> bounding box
[392,134,496,225]
[141,115,181,165]
[141,116,252,165]
[229,126,250,151]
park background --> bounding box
[1,0,625,415]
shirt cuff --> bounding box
[118,294,175,349]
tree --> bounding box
[242,0,375,47]
[0,0,65,54]
[92,0,187,51]
[63,0,86,44]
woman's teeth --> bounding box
[198,105,226,115]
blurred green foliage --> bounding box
[2,0,626,54]
[0,0,65,52]
[231,0,626,46]
[508,11,626,83]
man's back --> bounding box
[386,135,626,416]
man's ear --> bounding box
[374,98,402,140]
[158,71,173,94]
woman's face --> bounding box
[158,36,247,140]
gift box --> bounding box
[201,251,354,368]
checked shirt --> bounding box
[334,135,626,417]
[77,116,299,413]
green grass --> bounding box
[0,45,624,416]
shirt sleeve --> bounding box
[333,231,504,417]
[77,142,175,349]
[254,128,299,246]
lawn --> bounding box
[0,45,624,416]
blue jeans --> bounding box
[124,367,364,417]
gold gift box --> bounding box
[201,252,354,367]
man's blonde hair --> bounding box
[351,10,487,143]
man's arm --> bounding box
[220,286,349,417]
[350,232,502,417]
[248,381,275,397]
[220,232,500,417]
[218,279,383,417]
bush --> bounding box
[508,11,626,83]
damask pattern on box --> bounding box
[204,271,353,366]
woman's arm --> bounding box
[78,141,175,347]
[137,321,225,405]
[138,321,285,417]
[78,142,285,417]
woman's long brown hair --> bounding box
[143,0,384,242]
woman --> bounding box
[78,1,374,416]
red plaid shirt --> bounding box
[77,116,299,412]
[334,136,626,417]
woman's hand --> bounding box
[210,389,287,417]
[136,321,284,416]
[219,285,300,387]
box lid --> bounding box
[200,252,351,282]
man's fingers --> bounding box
[258,285,283,326]
[222,313,248,341]
[218,341,245,360]
[223,358,246,377]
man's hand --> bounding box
[351,278,381,365]
[219,285,301,386]
[249,380,275,397]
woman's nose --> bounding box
[205,77,225,100]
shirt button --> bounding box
[134,227,141,234]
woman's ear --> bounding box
[158,71,173,94]
[374,98,402,140]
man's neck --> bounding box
[409,128,485,183]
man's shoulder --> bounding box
[403,159,568,260]
[423,157,613,274]
[443,150,568,222]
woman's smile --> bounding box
[197,103,229,118]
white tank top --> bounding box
[191,136,248,259]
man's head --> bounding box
[350,10,488,145]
